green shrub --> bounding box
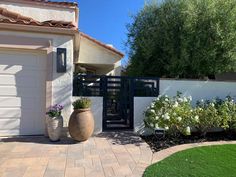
[144,92,194,136]
[219,97,236,132]
[73,98,91,110]
[193,99,221,136]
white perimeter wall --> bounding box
[160,79,236,104]
[72,97,103,135]
[134,79,236,135]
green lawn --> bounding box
[144,144,236,177]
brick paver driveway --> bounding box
[0,132,153,177]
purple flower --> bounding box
[46,104,64,118]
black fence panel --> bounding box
[73,75,159,97]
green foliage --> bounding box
[193,99,221,135]
[144,92,236,136]
[73,98,91,110]
[126,0,236,78]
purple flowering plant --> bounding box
[46,104,63,118]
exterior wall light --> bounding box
[57,48,67,73]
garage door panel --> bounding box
[0,108,44,118]
[0,75,45,88]
[0,108,21,118]
[0,97,41,109]
[0,118,20,130]
[0,49,46,136]
[0,86,45,97]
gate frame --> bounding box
[73,75,160,131]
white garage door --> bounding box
[0,49,46,136]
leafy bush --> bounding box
[218,97,236,132]
[144,92,194,136]
[73,98,91,110]
[193,99,221,136]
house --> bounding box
[0,0,124,136]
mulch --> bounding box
[141,131,236,152]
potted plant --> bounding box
[46,104,63,142]
[69,98,94,142]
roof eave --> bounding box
[0,23,78,35]
[80,32,125,58]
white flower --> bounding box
[155,97,160,101]
[177,117,182,121]
[173,112,177,116]
[178,98,183,102]
[200,99,204,103]
[194,115,199,122]
[164,94,168,98]
[150,103,155,108]
[163,113,170,120]
[183,97,188,102]
[150,109,155,113]
[154,123,159,129]
[165,126,169,130]
[188,96,192,101]
[173,101,179,108]
[210,103,215,107]
[155,116,159,120]
[185,126,191,135]
[150,123,154,128]
[165,98,169,102]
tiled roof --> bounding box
[80,32,125,57]
[0,7,76,29]
[18,0,78,7]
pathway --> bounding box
[0,132,153,177]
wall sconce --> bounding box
[57,48,67,73]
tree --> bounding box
[126,0,236,78]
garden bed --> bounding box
[141,131,236,152]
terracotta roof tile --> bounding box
[0,7,76,29]
[80,32,125,57]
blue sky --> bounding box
[52,0,146,65]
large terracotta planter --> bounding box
[47,116,63,142]
[69,109,94,142]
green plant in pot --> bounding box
[69,98,94,142]
[46,104,64,142]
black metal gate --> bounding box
[73,75,159,131]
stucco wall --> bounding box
[160,79,236,104]
[0,30,74,127]
[78,36,122,66]
[134,80,236,135]
[0,1,76,23]
[72,97,103,135]
[134,97,156,135]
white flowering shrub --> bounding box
[144,92,194,136]
[144,92,236,137]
